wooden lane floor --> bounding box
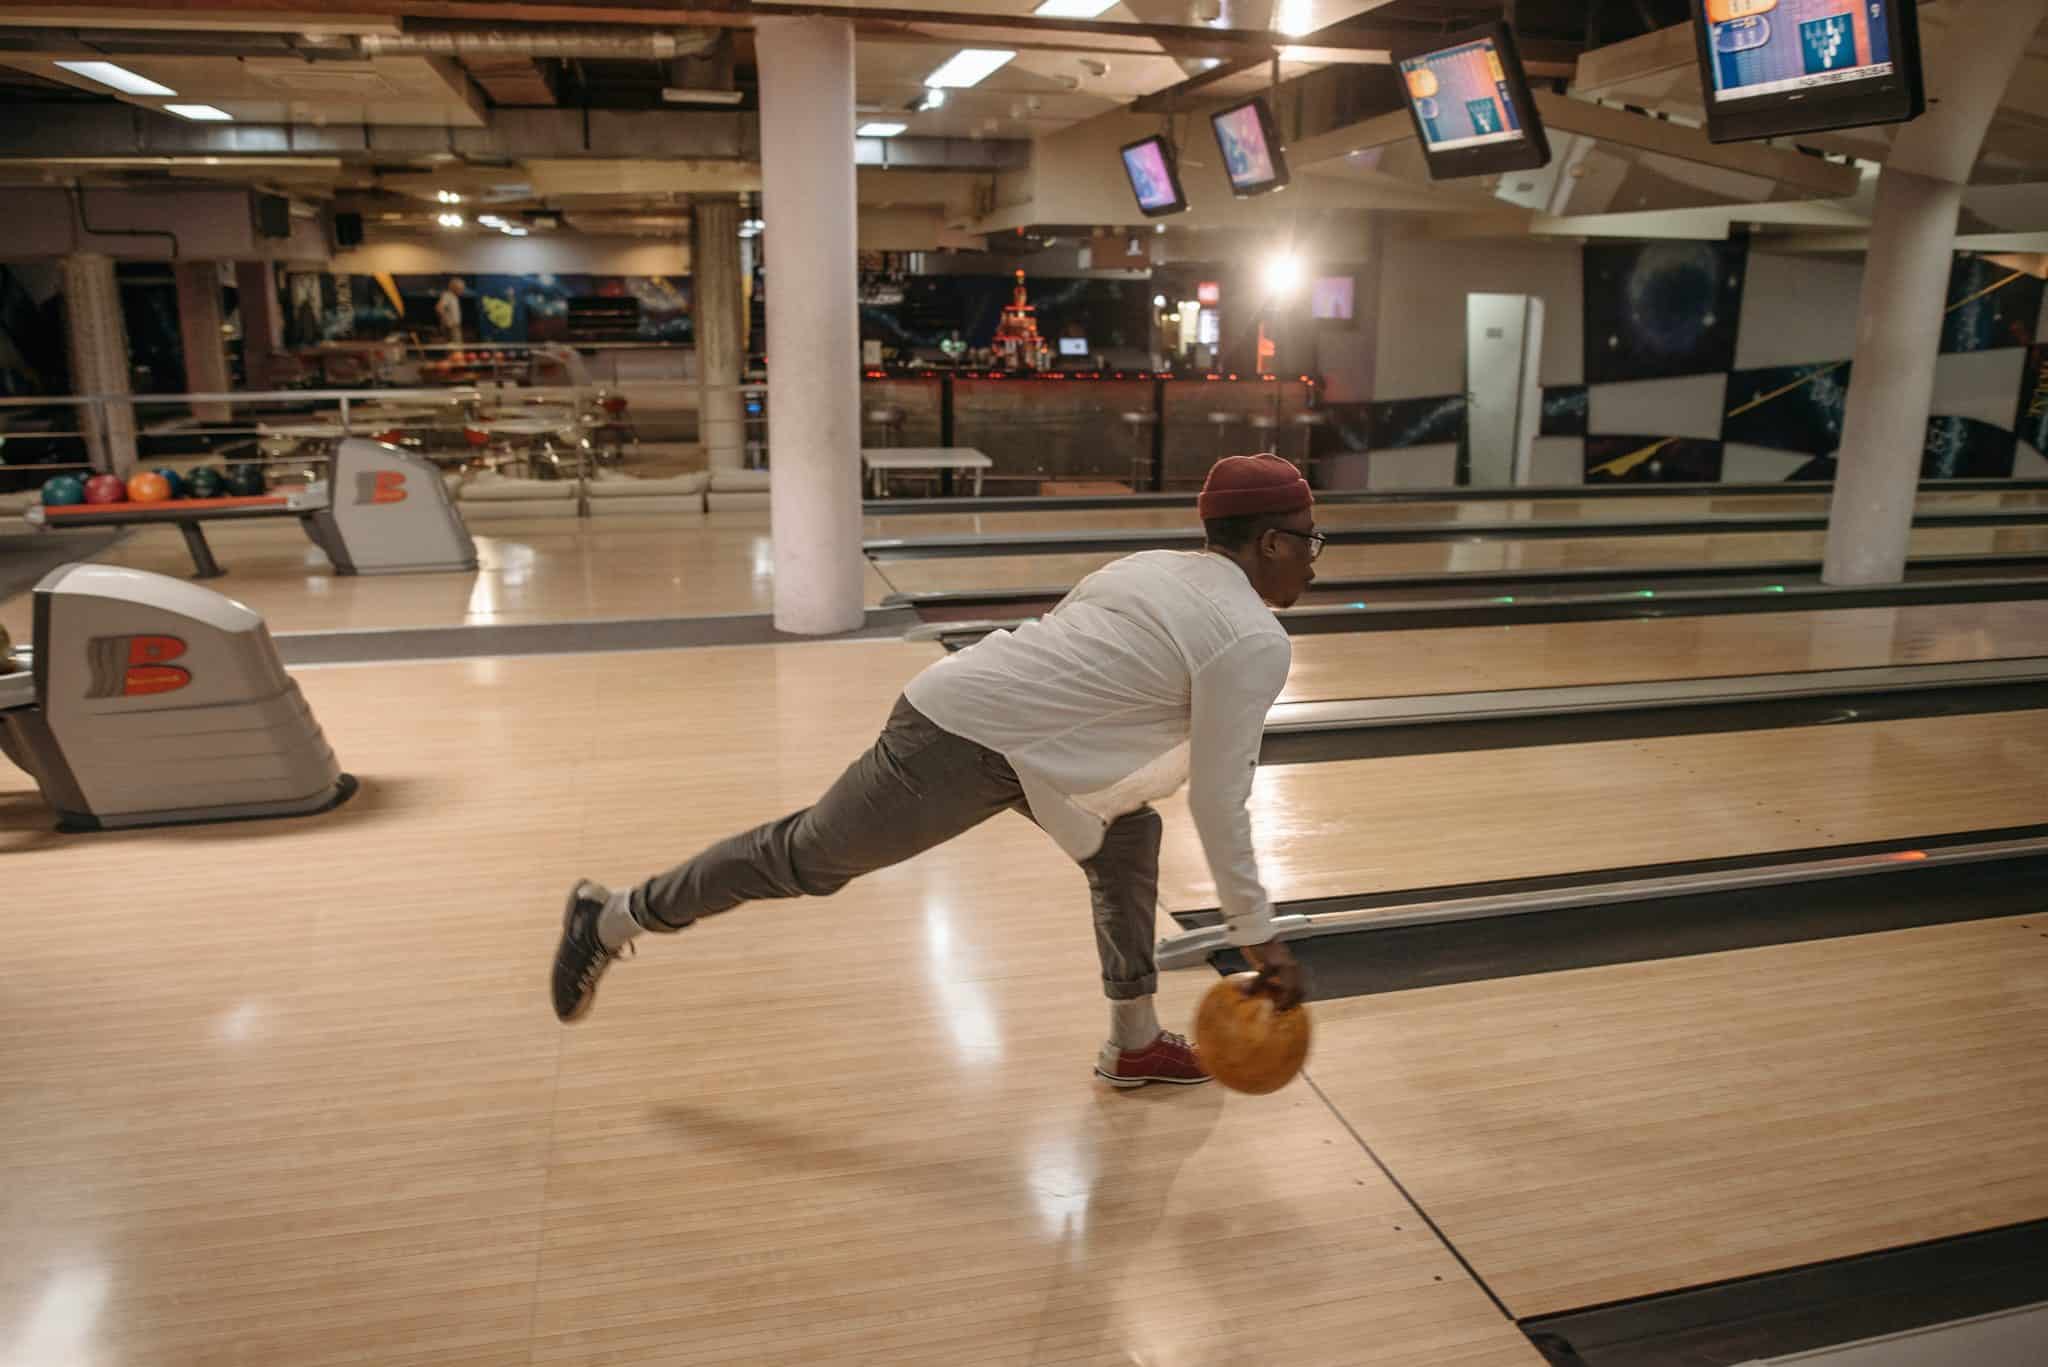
[1301,913,2048,1318]
[0,510,899,639]
[1276,599,2048,703]
[1155,709,2048,908]
[871,523,2048,598]
[0,641,1540,1367]
[863,486,2048,539]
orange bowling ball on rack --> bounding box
[1193,971,1312,1095]
[126,471,173,504]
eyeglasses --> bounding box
[1271,528,1327,562]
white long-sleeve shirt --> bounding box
[904,549,1289,946]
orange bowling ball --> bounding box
[1194,972,1311,1095]
[126,471,172,503]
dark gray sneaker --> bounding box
[552,879,629,1022]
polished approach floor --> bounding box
[4,503,2046,1365]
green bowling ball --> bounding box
[223,463,267,497]
[41,474,85,506]
[186,466,224,498]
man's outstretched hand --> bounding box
[1242,939,1305,1010]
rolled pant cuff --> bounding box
[629,886,693,933]
[1103,975,1158,1001]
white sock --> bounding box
[596,890,641,951]
[1109,996,1160,1051]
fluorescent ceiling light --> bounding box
[1274,0,1315,37]
[923,49,1015,89]
[1033,0,1118,16]
[857,122,908,138]
[163,104,231,122]
[55,60,176,97]
[662,87,745,105]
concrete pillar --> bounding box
[1820,169,1962,584]
[755,15,864,635]
[1823,0,2048,584]
[235,259,285,391]
[692,196,747,474]
[174,261,232,423]
[60,253,136,476]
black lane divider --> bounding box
[1170,828,2048,998]
[863,508,2048,560]
[900,561,2048,635]
[1257,680,2048,765]
[1519,1220,2048,1366]
[273,608,920,667]
[863,478,2048,516]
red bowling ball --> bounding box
[83,474,127,504]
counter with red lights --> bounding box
[859,370,1321,493]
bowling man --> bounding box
[552,454,1315,1087]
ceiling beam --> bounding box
[1531,90,1861,199]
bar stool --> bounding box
[1247,412,1281,456]
[1118,409,1156,490]
[1205,409,1240,459]
[865,404,905,448]
[1289,411,1329,481]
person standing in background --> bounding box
[435,278,467,344]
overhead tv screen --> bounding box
[1396,22,1551,180]
[1209,97,1289,198]
[1691,0,1924,144]
[1118,135,1188,217]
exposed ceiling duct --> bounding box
[354,23,722,63]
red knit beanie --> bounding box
[1197,453,1312,520]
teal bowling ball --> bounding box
[186,466,224,499]
[41,474,85,506]
[150,466,187,498]
[223,463,267,497]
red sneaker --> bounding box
[1094,1030,1213,1089]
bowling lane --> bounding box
[1276,600,2048,703]
[0,510,899,638]
[862,486,2048,540]
[1302,913,2048,1316]
[870,524,2048,598]
[1155,709,2048,910]
[0,641,1540,1367]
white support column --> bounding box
[1820,169,1962,583]
[692,196,747,474]
[755,15,865,635]
[1823,0,2048,584]
[174,260,232,423]
[61,253,136,476]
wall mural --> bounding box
[1344,249,2045,485]
[1940,255,2042,354]
[1582,240,1749,385]
[1721,362,1852,455]
[1584,435,1724,484]
[295,271,692,344]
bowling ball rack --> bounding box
[28,494,308,579]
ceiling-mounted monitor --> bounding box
[1210,96,1290,197]
[1119,134,1188,217]
[1396,22,1551,180]
[1691,0,1924,144]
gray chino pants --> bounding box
[630,695,1162,1000]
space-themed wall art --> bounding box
[2018,346,2048,458]
[1720,362,1852,456]
[1940,256,2043,355]
[1583,435,1724,484]
[1582,240,1749,385]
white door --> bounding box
[1465,293,1544,487]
